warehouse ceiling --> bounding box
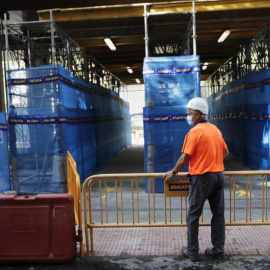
[2,0,270,85]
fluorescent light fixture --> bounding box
[218,30,231,43]
[135,78,140,84]
[202,62,209,70]
[104,38,116,51]
[126,66,133,74]
[154,45,163,55]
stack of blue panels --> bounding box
[0,112,10,192]
[208,69,270,171]
[7,64,131,194]
[143,56,201,192]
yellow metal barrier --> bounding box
[83,171,270,252]
[67,151,83,257]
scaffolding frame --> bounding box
[1,11,125,96]
[1,12,125,193]
[205,21,270,96]
[144,1,197,57]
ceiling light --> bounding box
[135,78,140,84]
[218,30,231,43]
[202,62,209,70]
[104,38,116,51]
[155,47,160,54]
[154,45,164,55]
[126,66,133,74]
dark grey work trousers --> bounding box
[187,172,225,256]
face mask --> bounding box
[186,115,193,126]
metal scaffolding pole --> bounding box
[268,19,270,68]
[27,30,32,68]
[50,10,56,65]
[0,31,5,111]
[4,13,10,71]
[192,1,197,56]
[0,13,11,111]
[67,39,72,71]
[144,4,149,57]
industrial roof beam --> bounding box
[37,1,270,22]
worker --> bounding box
[164,97,229,261]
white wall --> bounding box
[120,84,145,115]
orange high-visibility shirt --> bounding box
[182,122,227,175]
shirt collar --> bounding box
[194,119,208,126]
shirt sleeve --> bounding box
[181,130,197,155]
[222,137,228,150]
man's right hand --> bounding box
[163,170,174,183]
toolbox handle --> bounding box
[76,228,83,242]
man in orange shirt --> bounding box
[164,97,229,261]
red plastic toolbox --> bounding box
[0,193,77,263]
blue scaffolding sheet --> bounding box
[7,64,131,194]
[207,68,270,170]
[143,55,201,192]
[0,111,10,192]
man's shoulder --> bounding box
[193,121,211,129]
[192,122,219,132]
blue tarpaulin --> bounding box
[0,111,10,192]
[7,64,131,194]
[207,68,270,170]
[143,55,201,192]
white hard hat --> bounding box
[186,97,209,115]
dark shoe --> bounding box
[205,248,225,262]
[181,246,199,261]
